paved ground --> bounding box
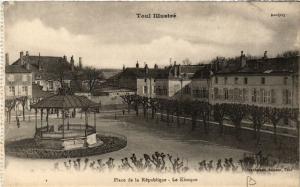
[5,112,249,172]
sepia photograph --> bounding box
[1,1,300,187]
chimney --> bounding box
[63,55,67,61]
[20,51,24,65]
[26,51,29,56]
[79,57,82,69]
[70,56,74,71]
[136,60,139,68]
[263,51,268,59]
[5,53,9,66]
[144,63,149,74]
[240,50,246,67]
[123,64,126,71]
[154,64,158,69]
[38,53,42,71]
[174,61,176,66]
[25,61,30,70]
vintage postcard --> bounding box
[1,1,299,187]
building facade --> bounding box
[210,54,299,109]
[5,65,33,109]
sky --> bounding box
[4,2,300,69]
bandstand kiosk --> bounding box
[31,93,101,150]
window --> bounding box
[258,89,263,103]
[7,75,14,82]
[144,79,147,82]
[282,89,292,105]
[214,88,219,99]
[242,88,248,102]
[271,89,276,104]
[9,86,15,96]
[283,77,288,85]
[184,86,191,95]
[229,89,233,101]
[215,77,218,84]
[261,77,265,85]
[234,77,238,84]
[233,88,239,101]
[143,86,148,94]
[224,77,228,85]
[22,86,28,95]
[251,88,257,102]
[244,77,248,85]
[49,81,53,90]
[22,75,28,82]
[224,88,229,100]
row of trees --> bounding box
[5,96,28,123]
[121,95,299,144]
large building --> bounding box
[210,51,299,109]
[11,51,77,92]
[5,63,33,109]
[136,62,207,99]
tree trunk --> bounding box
[22,104,25,121]
[256,124,262,145]
[191,116,196,131]
[151,108,155,119]
[143,107,147,118]
[273,123,277,143]
[135,104,139,116]
[167,110,170,125]
[219,121,224,134]
[176,113,180,127]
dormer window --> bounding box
[234,77,238,84]
[261,77,265,85]
[283,77,288,85]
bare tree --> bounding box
[266,107,284,143]
[213,103,226,135]
[83,66,104,93]
[120,94,135,113]
[17,96,28,121]
[248,105,268,144]
[225,104,247,140]
[5,99,16,123]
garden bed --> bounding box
[5,135,127,159]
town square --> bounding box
[2,1,300,187]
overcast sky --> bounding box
[4,2,300,69]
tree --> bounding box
[286,108,299,140]
[17,96,28,121]
[266,107,284,143]
[198,101,210,134]
[120,94,135,113]
[225,104,247,140]
[149,98,158,119]
[5,99,16,123]
[83,66,104,93]
[277,50,299,58]
[132,94,140,116]
[174,100,182,127]
[213,103,226,134]
[140,96,149,119]
[247,105,268,144]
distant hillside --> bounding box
[101,69,121,79]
